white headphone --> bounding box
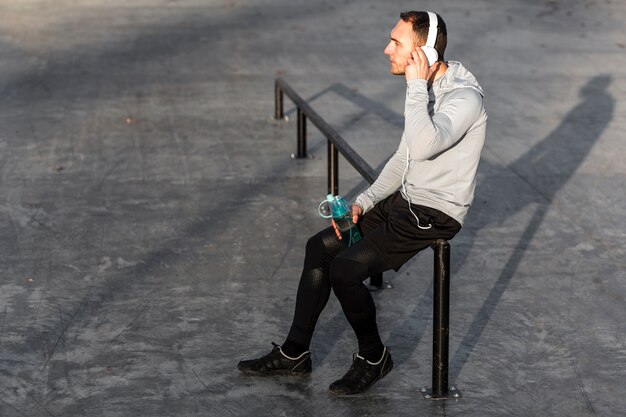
[421,11,439,66]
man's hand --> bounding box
[331,204,363,240]
[405,47,434,82]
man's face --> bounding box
[384,19,418,75]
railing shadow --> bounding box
[0,6,370,410]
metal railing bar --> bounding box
[275,77,378,184]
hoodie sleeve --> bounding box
[354,135,408,212]
[404,79,483,161]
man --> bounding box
[238,11,487,396]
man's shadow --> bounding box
[445,74,614,382]
[309,76,614,378]
[385,74,615,380]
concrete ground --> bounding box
[0,0,625,416]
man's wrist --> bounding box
[407,78,428,91]
[354,194,373,213]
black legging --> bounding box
[286,227,390,360]
[283,192,462,360]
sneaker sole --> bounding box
[238,368,312,377]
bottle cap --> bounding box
[318,194,349,218]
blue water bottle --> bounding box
[318,194,362,246]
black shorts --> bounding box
[358,191,462,271]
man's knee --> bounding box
[306,227,341,253]
[305,233,322,255]
[304,228,344,269]
[329,257,368,291]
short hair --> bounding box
[400,11,447,61]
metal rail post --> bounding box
[275,82,284,120]
[327,141,338,196]
[369,273,384,288]
[297,108,307,159]
[421,239,461,400]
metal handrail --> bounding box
[275,77,377,196]
[274,77,385,290]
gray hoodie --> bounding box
[355,60,487,226]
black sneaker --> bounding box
[329,347,393,395]
[238,342,312,376]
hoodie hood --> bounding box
[432,60,484,98]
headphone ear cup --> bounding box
[421,46,438,67]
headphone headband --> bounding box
[425,11,438,48]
